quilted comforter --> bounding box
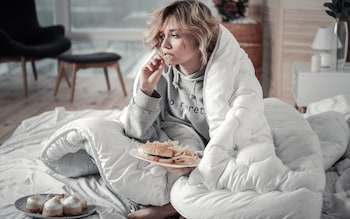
[40,24,325,219]
[171,98,325,218]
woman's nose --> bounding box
[161,36,171,49]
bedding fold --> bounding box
[41,117,176,206]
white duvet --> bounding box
[39,24,326,219]
[172,98,325,219]
[38,98,325,218]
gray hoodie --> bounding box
[124,65,209,150]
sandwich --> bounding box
[137,140,199,165]
[138,141,174,164]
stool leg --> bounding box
[62,66,71,88]
[103,67,111,90]
[31,60,38,80]
[114,62,127,97]
[21,57,28,96]
[70,64,78,102]
[54,61,65,96]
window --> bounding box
[35,0,216,41]
[70,0,172,30]
[35,0,55,26]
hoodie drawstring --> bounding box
[190,81,197,100]
[173,70,180,89]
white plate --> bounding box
[129,148,201,168]
[15,194,96,219]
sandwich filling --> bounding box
[138,143,174,163]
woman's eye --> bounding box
[171,34,179,38]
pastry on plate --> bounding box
[42,196,63,217]
[73,193,88,210]
[26,194,46,213]
[61,195,83,216]
[46,193,65,200]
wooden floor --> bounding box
[0,72,134,144]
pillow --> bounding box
[335,168,350,193]
[342,117,350,159]
[306,111,349,170]
[305,95,350,119]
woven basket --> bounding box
[222,22,262,83]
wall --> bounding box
[248,0,263,22]
[260,0,335,104]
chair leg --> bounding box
[70,64,78,102]
[63,68,71,88]
[103,67,111,90]
[56,59,71,88]
[31,60,38,80]
[20,57,28,96]
[54,61,65,96]
[114,62,127,97]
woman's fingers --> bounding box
[140,56,165,95]
[163,167,195,176]
[145,56,163,72]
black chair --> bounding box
[0,0,71,96]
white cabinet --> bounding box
[293,62,350,108]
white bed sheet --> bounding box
[0,107,131,219]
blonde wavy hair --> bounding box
[144,0,219,69]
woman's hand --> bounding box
[140,55,165,96]
[163,167,195,176]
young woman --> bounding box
[123,0,218,175]
[124,0,264,218]
[125,1,218,218]
[124,2,216,218]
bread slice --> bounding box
[162,54,172,65]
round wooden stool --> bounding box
[54,52,127,102]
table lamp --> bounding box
[311,26,340,68]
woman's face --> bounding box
[159,16,202,74]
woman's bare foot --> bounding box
[127,203,178,219]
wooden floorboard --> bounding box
[0,72,134,144]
